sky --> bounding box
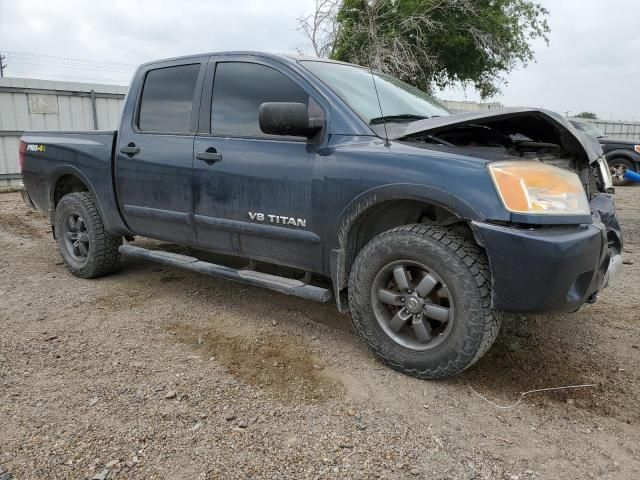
[0,0,638,121]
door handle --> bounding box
[119,144,140,156]
[196,149,222,165]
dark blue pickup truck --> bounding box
[20,52,623,379]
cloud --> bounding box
[0,0,316,82]
[1,0,638,120]
[439,0,640,120]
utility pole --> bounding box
[0,53,6,77]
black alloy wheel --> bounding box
[371,260,454,351]
[62,213,91,264]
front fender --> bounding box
[329,183,485,312]
[335,183,482,250]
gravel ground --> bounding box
[1,187,639,480]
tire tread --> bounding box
[348,224,501,379]
[55,192,121,278]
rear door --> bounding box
[192,57,327,271]
[115,59,205,243]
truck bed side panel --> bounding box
[20,131,130,235]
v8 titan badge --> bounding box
[248,211,307,228]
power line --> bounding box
[5,69,130,84]
[7,59,134,73]
[0,50,136,84]
[3,50,136,68]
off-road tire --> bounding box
[348,224,501,379]
[54,192,122,278]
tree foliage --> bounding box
[298,0,550,98]
[575,111,598,120]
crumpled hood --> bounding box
[380,107,604,165]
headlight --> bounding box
[488,161,590,215]
[634,145,640,154]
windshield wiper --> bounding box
[369,114,430,125]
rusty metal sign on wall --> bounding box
[27,94,59,114]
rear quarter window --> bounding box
[138,64,200,134]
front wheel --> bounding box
[608,157,636,186]
[348,224,501,379]
[54,192,122,278]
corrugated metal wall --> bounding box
[0,78,127,186]
[439,99,503,114]
[586,119,640,141]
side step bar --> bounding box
[118,244,333,303]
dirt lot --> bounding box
[1,187,639,480]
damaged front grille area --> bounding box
[396,108,610,197]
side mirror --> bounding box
[258,102,323,138]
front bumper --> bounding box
[472,194,622,313]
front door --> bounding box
[115,60,205,244]
[193,59,325,272]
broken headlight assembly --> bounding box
[488,161,590,215]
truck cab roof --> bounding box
[138,51,347,70]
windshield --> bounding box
[571,120,604,138]
[301,60,449,124]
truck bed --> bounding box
[20,130,121,231]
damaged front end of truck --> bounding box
[382,108,623,311]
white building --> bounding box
[0,77,127,186]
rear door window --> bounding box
[138,64,200,133]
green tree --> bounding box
[328,0,550,98]
[575,112,598,120]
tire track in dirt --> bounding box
[0,211,48,239]
[170,323,345,403]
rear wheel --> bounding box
[348,224,501,379]
[608,157,635,186]
[54,192,122,278]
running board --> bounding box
[118,244,333,303]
